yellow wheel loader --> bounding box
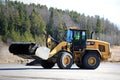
[9,29,111,69]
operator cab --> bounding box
[66,29,87,51]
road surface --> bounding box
[0,62,120,80]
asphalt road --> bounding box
[0,62,120,80]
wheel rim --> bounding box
[88,57,96,66]
[62,53,72,67]
[63,55,71,65]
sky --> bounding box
[11,0,120,29]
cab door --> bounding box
[72,30,86,51]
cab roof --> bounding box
[67,27,86,31]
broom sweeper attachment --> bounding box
[9,42,39,59]
[9,42,50,60]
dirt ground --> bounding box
[0,44,120,63]
[0,44,32,63]
[110,46,120,62]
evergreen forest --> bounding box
[0,0,120,45]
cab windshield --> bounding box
[66,30,73,42]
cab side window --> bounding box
[82,31,86,40]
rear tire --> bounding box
[57,51,74,69]
[76,61,84,69]
[41,60,55,69]
[82,53,100,69]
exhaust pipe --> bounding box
[91,31,94,39]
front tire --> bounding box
[57,51,74,69]
[82,53,100,69]
[41,60,55,69]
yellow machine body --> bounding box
[9,28,112,69]
[86,39,111,60]
[46,35,111,61]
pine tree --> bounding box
[0,2,8,36]
[86,19,92,39]
[30,9,46,37]
[96,16,102,39]
[47,7,54,35]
